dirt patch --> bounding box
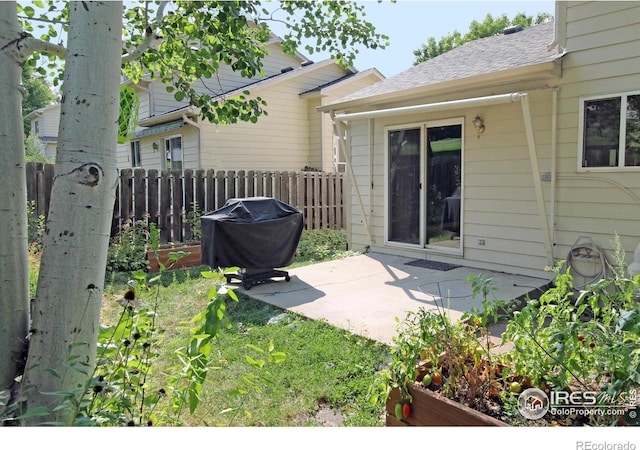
[295,399,348,426]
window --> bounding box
[33,120,40,136]
[130,141,141,167]
[164,135,183,171]
[580,92,640,169]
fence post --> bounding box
[216,170,226,208]
[183,169,194,241]
[328,172,336,229]
[255,170,263,196]
[265,171,272,198]
[206,169,216,213]
[159,170,170,243]
[304,172,312,230]
[247,170,255,197]
[195,169,205,216]
[147,169,159,228]
[134,168,146,221]
[237,170,246,199]
[120,168,133,226]
[274,171,282,201]
[171,169,183,242]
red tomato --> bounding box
[431,372,443,385]
[402,403,411,419]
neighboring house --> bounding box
[25,34,384,173]
[321,1,640,279]
[120,33,384,173]
[24,103,60,161]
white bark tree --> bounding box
[0,2,31,394]
[0,0,388,425]
[20,1,122,425]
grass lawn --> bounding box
[99,230,391,426]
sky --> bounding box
[297,0,556,77]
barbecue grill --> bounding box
[200,197,304,289]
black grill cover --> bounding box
[201,197,303,269]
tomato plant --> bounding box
[372,235,640,427]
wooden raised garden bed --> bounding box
[146,243,202,272]
[386,382,509,427]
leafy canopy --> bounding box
[413,12,552,64]
[17,1,389,125]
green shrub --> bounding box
[106,219,150,274]
[295,229,355,263]
[27,200,45,251]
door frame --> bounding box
[383,117,464,256]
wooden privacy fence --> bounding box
[26,163,345,243]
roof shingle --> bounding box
[334,20,559,104]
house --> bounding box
[24,103,60,161]
[24,34,384,173]
[121,53,384,173]
[321,1,640,279]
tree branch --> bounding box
[22,36,66,59]
[121,1,168,64]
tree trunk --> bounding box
[21,1,122,425]
[0,2,31,394]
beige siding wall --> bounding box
[41,106,60,137]
[347,89,554,278]
[307,97,323,170]
[553,1,640,267]
[143,43,305,117]
[199,82,312,170]
[117,126,199,171]
[346,2,640,278]
[320,72,385,172]
[136,86,151,120]
[199,64,352,171]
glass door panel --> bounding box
[426,124,462,250]
[388,128,421,244]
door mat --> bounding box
[405,259,460,271]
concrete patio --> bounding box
[235,252,553,344]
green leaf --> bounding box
[16,406,52,419]
[174,91,186,102]
[245,355,265,369]
[246,344,265,354]
[269,352,287,364]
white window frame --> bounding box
[578,91,640,172]
[130,140,141,167]
[384,117,464,256]
[163,134,183,171]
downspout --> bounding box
[520,93,554,265]
[369,117,375,244]
[182,113,202,168]
[550,89,558,262]
[331,111,373,244]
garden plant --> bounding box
[374,236,640,426]
[5,222,387,426]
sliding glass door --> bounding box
[388,128,421,244]
[386,120,463,252]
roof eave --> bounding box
[319,59,562,113]
[137,105,201,127]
